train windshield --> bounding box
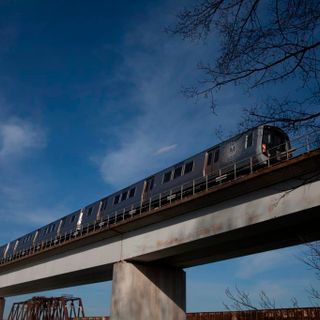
[262,127,288,154]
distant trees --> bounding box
[302,241,320,306]
[168,0,320,133]
[223,241,320,310]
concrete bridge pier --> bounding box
[111,261,186,320]
[0,297,5,320]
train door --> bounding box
[142,176,155,202]
[4,243,10,258]
[204,147,220,175]
[13,240,19,255]
[56,218,65,237]
[33,230,39,246]
[96,200,103,221]
[76,210,84,231]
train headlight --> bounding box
[262,143,267,155]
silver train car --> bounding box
[0,125,290,262]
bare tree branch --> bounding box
[224,286,258,310]
[300,241,320,306]
[169,0,320,131]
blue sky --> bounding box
[0,0,318,317]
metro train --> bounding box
[0,125,290,263]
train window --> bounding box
[102,199,108,210]
[173,166,183,179]
[263,130,272,145]
[87,207,93,216]
[121,191,128,202]
[184,161,194,174]
[245,133,253,149]
[207,153,212,166]
[163,171,172,183]
[129,187,136,198]
[114,195,120,205]
[214,149,219,163]
[149,178,154,190]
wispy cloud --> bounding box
[0,119,46,162]
[155,144,177,155]
[0,178,69,227]
[0,112,51,239]
[235,247,303,279]
[0,176,71,242]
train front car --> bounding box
[258,125,291,164]
[206,127,259,177]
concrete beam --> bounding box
[111,261,186,320]
[0,297,5,320]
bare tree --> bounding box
[168,0,320,133]
[223,286,276,310]
[302,241,320,306]
[223,242,320,311]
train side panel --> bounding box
[36,220,60,244]
[57,210,82,237]
[147,152,206,198]
[81,201,102,227]
[15,231,38,255]
[100,181,145,220]
[6,240,18,258]
[213,128,258,170]
[0,245,7,260]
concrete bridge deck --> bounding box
[0,149,320,320]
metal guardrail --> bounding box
[1,130,319,266]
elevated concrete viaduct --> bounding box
[0,150,320,319]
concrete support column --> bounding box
[111,261,186,320]
[0,297,5,320]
